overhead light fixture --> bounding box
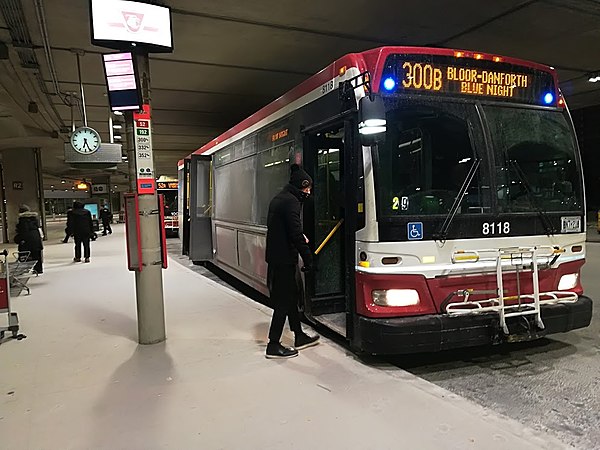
[588,75,600,83]
[114,135,122,140]
[76,182,88,190]
[61,179,66,184]
[113,111,123,116]
[113,124,122,129]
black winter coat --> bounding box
[100,207,112,224]
[265,184,312,267]
[14,211,43,252]
[67,208,94,238]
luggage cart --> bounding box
[0,249,20,340]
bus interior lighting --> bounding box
[383,77,396,91]
[543,92,554,104]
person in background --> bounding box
[67,201,94,263]
[62,206,73,243]
[100,204,113,236]
[14,204,44,274]
[264,164,320,359]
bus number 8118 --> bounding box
[482,222,511,235]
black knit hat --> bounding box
[289,164,312,189]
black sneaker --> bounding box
[265,342,298,359]
[294,333,320,350]
[73,258,81,262]
[84,258,90,263]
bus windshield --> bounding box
[375,101,491,217]
[484,106,582,213]
[374,102,583,219]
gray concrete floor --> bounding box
[0,223,572,449]
[392,241,600,450]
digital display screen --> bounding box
[157,182,178,190]
[84,203,99,220]
[102,52,141,111]
[91,0,173,51]
[380,54,556,105]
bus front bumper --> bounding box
[356,295,592,355]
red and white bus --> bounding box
[179,46,591,354]
[156,178,179,237]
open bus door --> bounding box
[178,159,191,255]
[302,120,357,340]
[189,155,213,263]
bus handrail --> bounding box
[314,219,344,256]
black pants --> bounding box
[28,250,43,274]
[267,264,302,343]
[102,221,112,235]
[74,236,91,259]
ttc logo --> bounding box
[407,222,423,241]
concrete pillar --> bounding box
[0,148,44,242]
[127,54,166,345]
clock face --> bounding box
[71,127,101,154]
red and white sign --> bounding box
[91,0,172,49]
[134,105,155,194]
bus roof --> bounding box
[188,46,557,158]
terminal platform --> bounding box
[0,223,582,449]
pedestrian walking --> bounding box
[62,207,73,243]
[100,205,113,236]
[67,201,94,263]
[264,164,320,359]
[13,204,44,274]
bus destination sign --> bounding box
[381,54,556,105]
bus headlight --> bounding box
[372,289,419,307]
[558,273,579,290]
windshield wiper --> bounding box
[434,158,481,242]
[508,160,555,236]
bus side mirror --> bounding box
[358,95,386,146]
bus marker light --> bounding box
[373,289,419,307]
[493,56,502,62]
[359,261,370,268]
[454,51,464,58]
[571,245,583,253]
[558,273,579,290]
[474,53,483,60]
[543,92,554,104]
[383,77,396,91]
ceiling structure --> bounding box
[1,0,600,191]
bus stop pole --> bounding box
[125,53,166,345]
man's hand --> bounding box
[303,234,309,244]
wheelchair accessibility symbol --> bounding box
[407,222,423,241]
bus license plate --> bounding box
[561,216,581,233]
